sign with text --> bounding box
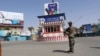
[38,13,65,23]
[83,24,92,33]
[0,11,24,25]
[44,17,61,22]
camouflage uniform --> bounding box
[65,22,76,53]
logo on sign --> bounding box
[48,3,58,15]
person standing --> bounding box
[65,21,76,53]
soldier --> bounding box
[65,21,76,53]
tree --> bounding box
[28,26,34,35]
[92,24,98,33]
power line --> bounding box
[74,16,83,24]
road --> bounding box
[1,36,100,56]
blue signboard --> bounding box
[38,13,66,22]
[86,24,92,31]
[48,3,57,11]
[83,24,92,33]
[45,17,62,22]
[48,3,58,14]
[83,24,92,31]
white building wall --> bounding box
[60,25,64,32]
[42,26,44,33]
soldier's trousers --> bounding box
[69,37,75,52]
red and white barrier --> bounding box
[37,36,68,42]
[41,21,64,25]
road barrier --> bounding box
[37,36,68,42]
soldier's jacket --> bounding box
[65,26,76,37]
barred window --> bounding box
[44,25,60,33]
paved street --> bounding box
[1,36,100,56]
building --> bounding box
[0,11,24,40]
[37,2,68,41]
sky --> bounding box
[0,0,100,29]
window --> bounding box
[44,25,60,33]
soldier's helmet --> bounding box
[68,21,72,24]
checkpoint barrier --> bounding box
[37,36,68,42]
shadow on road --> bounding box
[53,50,69,53]
[90,47,100,49]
